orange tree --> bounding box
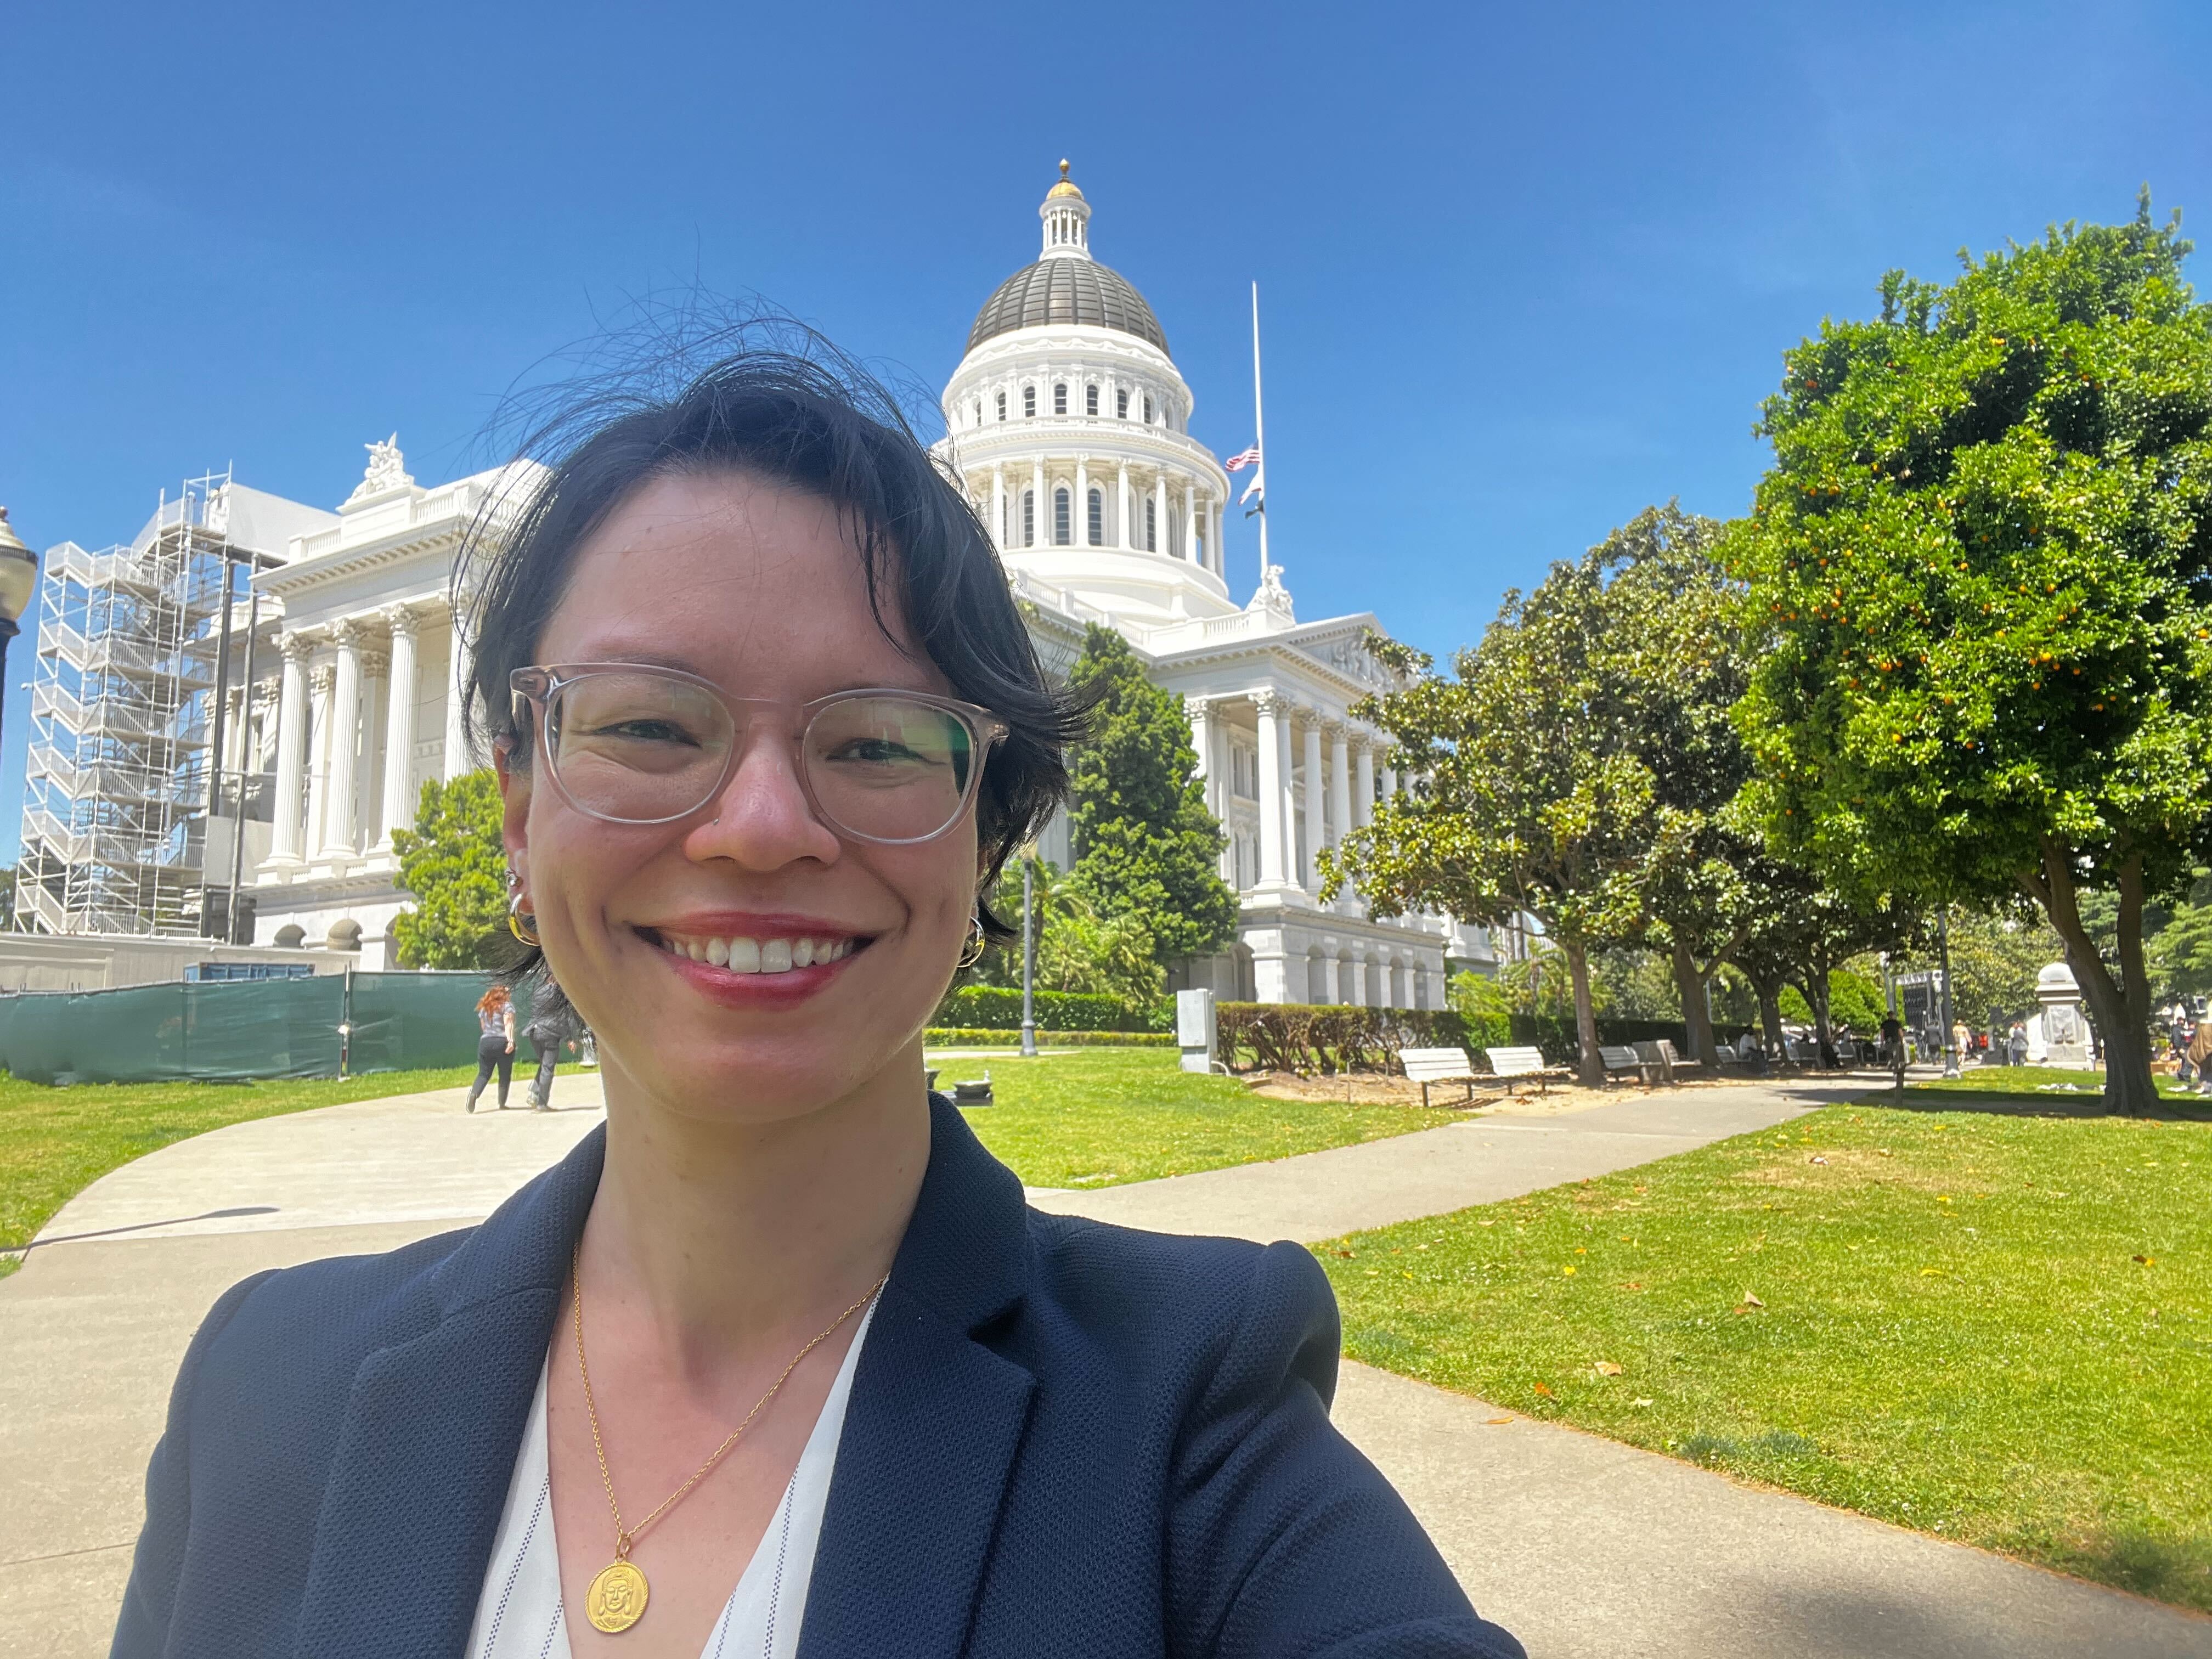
[1725,192,2212,1114]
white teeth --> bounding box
[662,933,853,973]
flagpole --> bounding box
[1250,281,1269,588]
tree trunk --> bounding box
[2018,837,2159,1116]
[1754,977,1786,1058]
[1805,971,1835,1057]
[1671,938,1718,1066]
[1565,938,1604,1087]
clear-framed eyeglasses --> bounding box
[508,664,1009,845]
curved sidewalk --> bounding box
[3,1076,2204,1658]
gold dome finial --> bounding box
[1047,158,1084,200]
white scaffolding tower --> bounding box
[19,473,232,936]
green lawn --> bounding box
[1908,1063,2204,1106]
[1320,1101,2212,1610]
[949,1046,1461,1188]
[0,1065,484,1277]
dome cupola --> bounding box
[966,162,1170,357]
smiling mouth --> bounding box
[642,929,867,975]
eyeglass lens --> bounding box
[544,673,978,839]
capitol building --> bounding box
[19,165,1490,1006]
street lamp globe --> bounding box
[0,507,35,634]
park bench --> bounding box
[1657,1038,1699,1078]
[1632,1039,1701,1085]
[1598,1044,1649,1086]
[1483,1045,1571,1094]
[1400,1046,1481,1107]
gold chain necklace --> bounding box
[568,1240,887,1635]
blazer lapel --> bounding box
[798,1097,1039,1659]
[290,1126,605,1659]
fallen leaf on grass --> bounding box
[1620,1282,1645,1290]
[1920,1268,1943,1277]
[1531,1383,1555,1397]
[1633,1397,1654,1408]
[1741,1289,1765,1308]
[1478,1220,1497,1228]
[1562,1266,1578,1276]
[1808,1155,1829,1165]
[2134,1255,2157,1266]
[1594,1361,1624,1376]
[1335,1249,1355,1258]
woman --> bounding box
[111,350,1523,1658]
[467,982,520,1111]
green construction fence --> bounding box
[0,970,538,1086]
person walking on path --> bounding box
[2187,1018,2212,1097]
[466,983,517,1113]
[523,983,585,1111]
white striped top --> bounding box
[466,1303,875,1659]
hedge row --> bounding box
[1215,1003,1756,1074]
[924,1028,1174,1048]
[933,985,1172,1033]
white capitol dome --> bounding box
[938,162,1237,633]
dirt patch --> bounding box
[1240,1069,1762,1118]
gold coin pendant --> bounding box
[585,1560,650,1634]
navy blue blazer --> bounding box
[112,1095,1523,1658]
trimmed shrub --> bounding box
[932,985,1173,1033]
[924,1028,1174,1048]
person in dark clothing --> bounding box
[522,983,585,1111]
[465,983,517,1111]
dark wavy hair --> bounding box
[454,330,1085,960]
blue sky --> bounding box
[2,0,2207,856]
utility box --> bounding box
[1176,988,1217,1074]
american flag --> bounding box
[1224,445,1261,472]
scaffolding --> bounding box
[19,473,233,936]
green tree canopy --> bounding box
[1725,191,2212,1113]
[1324,506,1734,1081]
[391,770,510,969]
[969,858,1165,1006]
[1064,625,1240,964]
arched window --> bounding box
[1145,498,1157,552]
[1143,393,1155,424]
[1022,489,1035,547]
[1023,385,1036,418]
[996,390,1007,422]
[1084,385,1099,416]
[1053,487,1071,545]
[1116,387,1130,419]
[1087,488,1103,545]
[1053,382,1068,415]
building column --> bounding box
[357,641,391,849]
[1212,500,1224,574]
[442,607,471,779]
[319,623,363,860]
[377,607,420,851]
[1322,953,1341,1006]
[1151,472,1167,555]
[1254,692,1287,887]
[1183,480,1198,562]
[1030,459,1045,547]
[1301,715,1326,891]
[1118,462,1131,550]
[1354,737,1376,831]
[1074,456,1090,545]
[270,632,313,866]
[1328,723,1355,913]
[303,661,336,863]
[1380,762,1398,801]
[991,467,1007,552]
[1184,696,1214,812]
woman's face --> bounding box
[500,469,981,1124]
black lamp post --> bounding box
[0,508,38,761]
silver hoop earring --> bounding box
[957,915,987,969]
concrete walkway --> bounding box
[4,1076,2205,1658]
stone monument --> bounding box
[2028,960,2090,1066]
